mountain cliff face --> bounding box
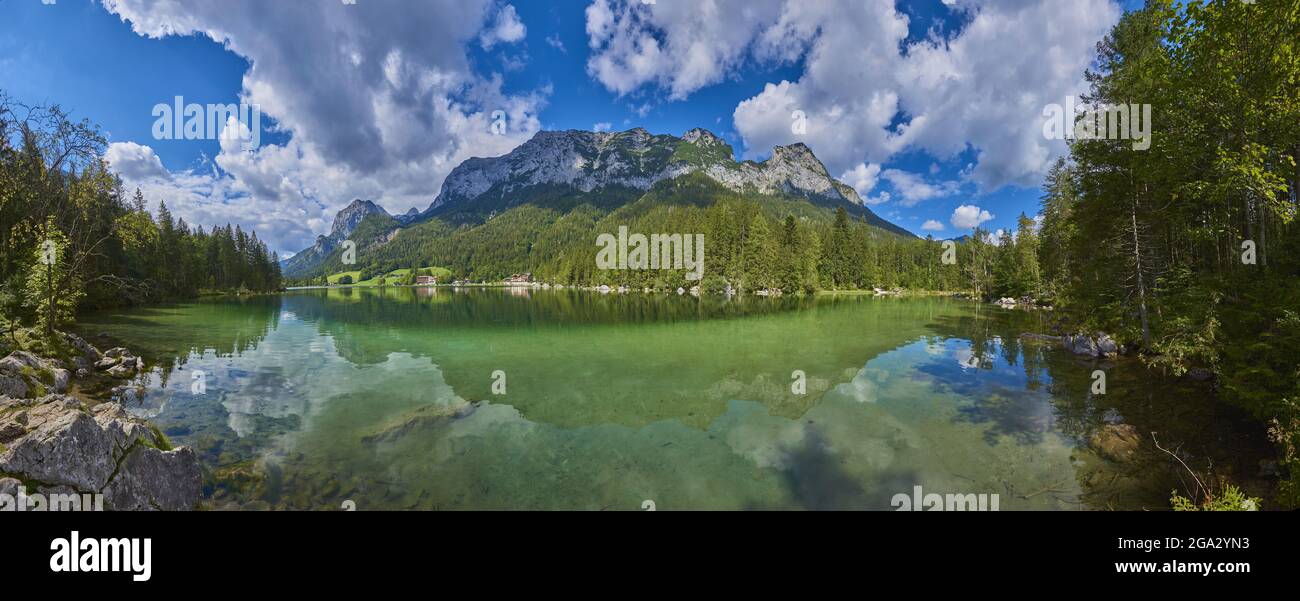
[422,127,868,215]
[282,128,911,277]
[280,199,391,276]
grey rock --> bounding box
[106,363,135,379]
[51,368,70,393]
[1064,333,1119,358]
[62,332,101,363]
[1065,334,1099,357]
[0,374,26,399]
[0,394,201,510]
[0,350,45,371]
[1095,334,1119,358]
[0,420,25,443]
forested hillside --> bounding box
[0,95,283,336]
[1035,1,1300,506]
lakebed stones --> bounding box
[1089,423,1142,463]
[0,394,201,510]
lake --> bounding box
[75,288,1268,510]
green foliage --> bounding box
[1171,484,1260,512]
[289,170,969,294]
[23,217,82,334]
[0,94,282,329]
[1034,1,1300,506]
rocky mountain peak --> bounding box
[682,128,724,147]
[330,199,390,238]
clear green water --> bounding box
[76,288,1268,510]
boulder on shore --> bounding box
[1063,333,1119,358]
[0,350,73,397]
[0,394,201,510]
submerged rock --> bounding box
[1089,423,1141,463]
[0,394,201,510]
[361,399,476,444]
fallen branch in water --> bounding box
[1151,431,1207,504]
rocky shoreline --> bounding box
[0,332,201,510]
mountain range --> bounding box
[281,127,913,279]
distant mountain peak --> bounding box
[682,128,724,147]
[282,126,913,277]
[423,126,873,214]
[330,199,390,238]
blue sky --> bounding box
[0,0,1137,255]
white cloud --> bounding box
[545,34,567,53]
[105,141,167,180]
[951,204,994,230]
[99,0,545,254]
[921,219,945,232]
[584,0,786,100]
[840,162,881,196]
[593,122,613,132]
[480,4,527,50]
[880,169,960,207]
[587,0,1120,190]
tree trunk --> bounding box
[1131,197,1151,350]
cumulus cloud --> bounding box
[880,169,960,207]
[105,141,167,180]
[588,0,1120,191]
[584,0,787,100]
[951,204,993,230]
[921,219,945,232]
[480,3,527,49]
[840,162,881,196]
[99,0,543,254]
